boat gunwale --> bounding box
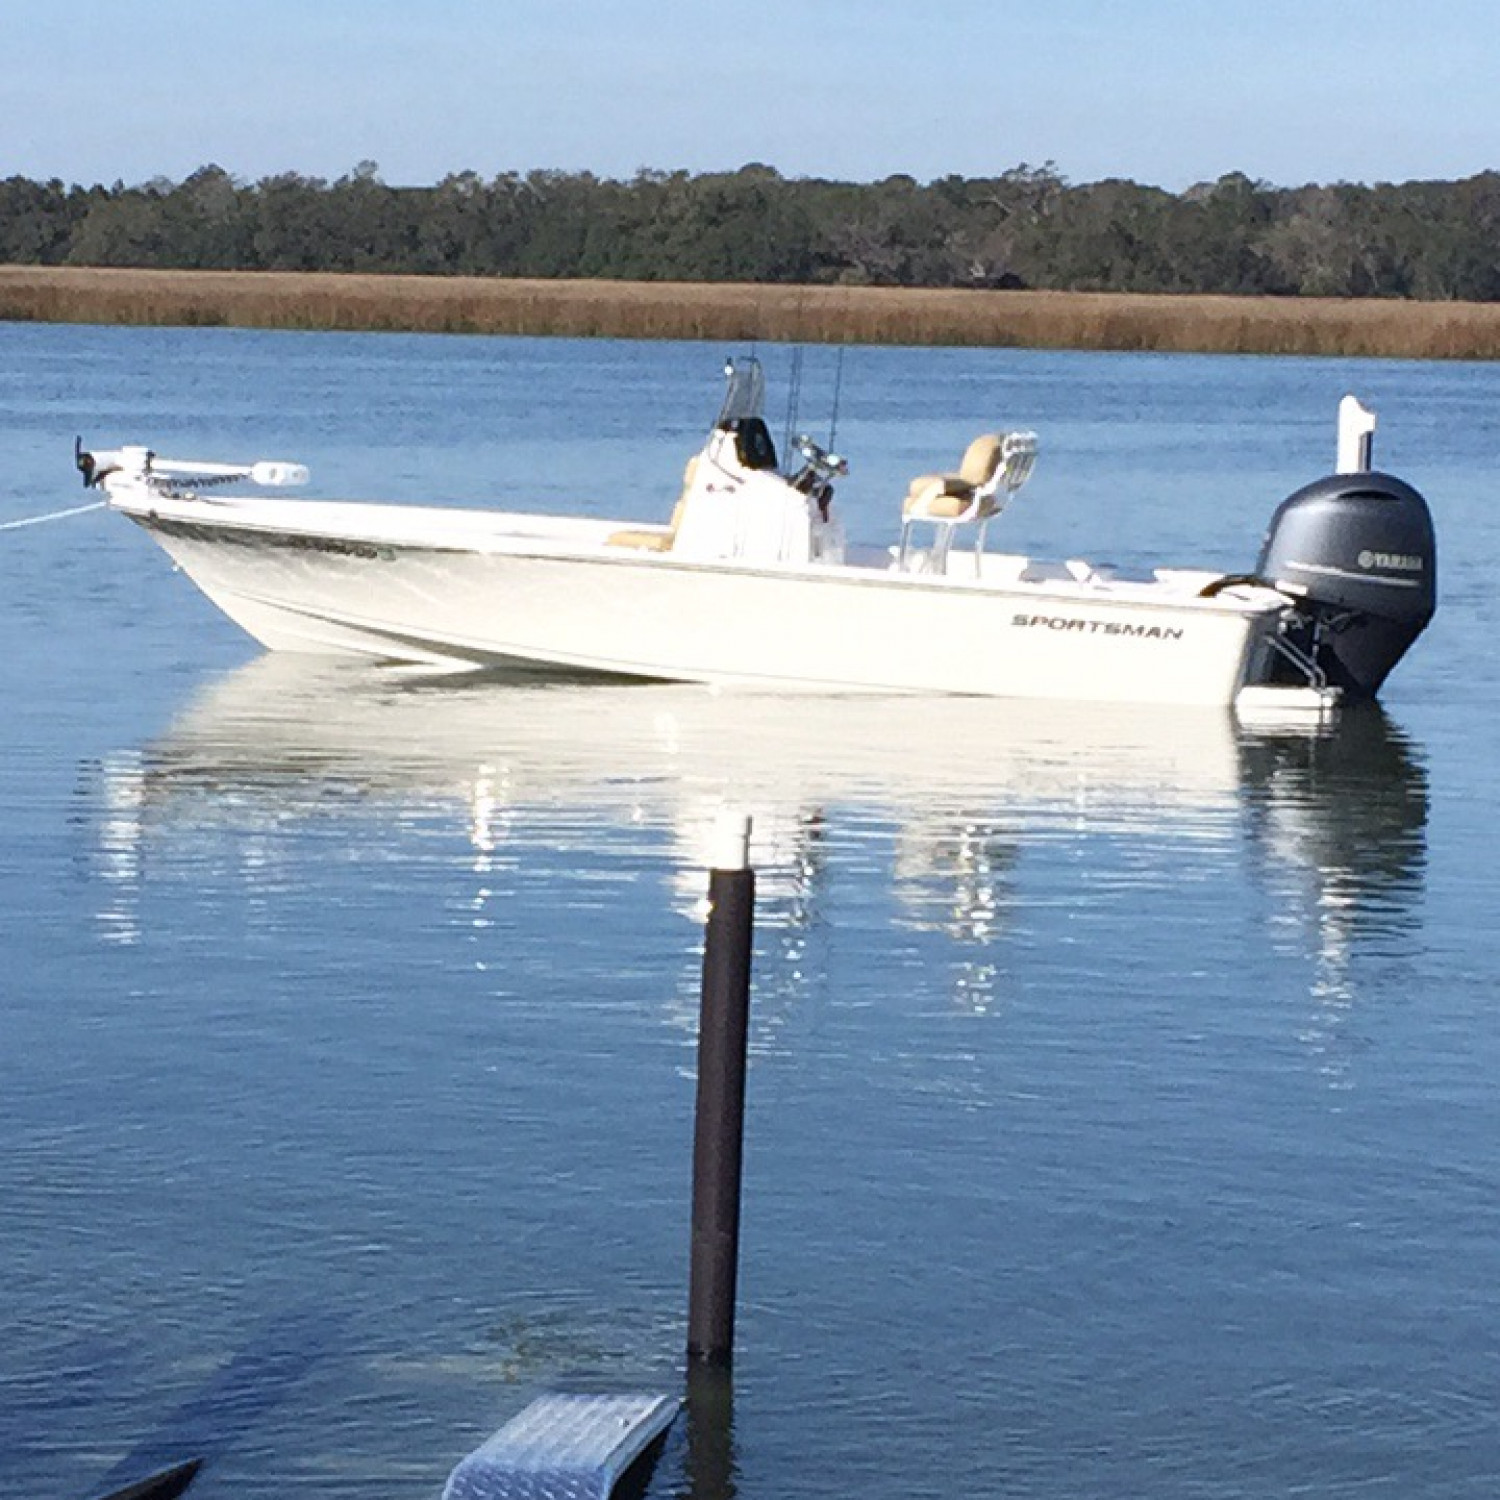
[111,492,1289,621]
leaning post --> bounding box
[687,810,755,1367]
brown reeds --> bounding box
[4,265,1500,359]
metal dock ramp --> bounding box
[442,1392,680,1500]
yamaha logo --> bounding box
[1358,549,1424,571]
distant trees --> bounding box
[3,161,1500,300]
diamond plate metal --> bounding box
[443,1392,680,1500]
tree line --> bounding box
[4,160,1500,301]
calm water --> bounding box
[2,324,1499,1499]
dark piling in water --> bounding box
[687,812,755,1368]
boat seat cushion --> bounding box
[902,434,1005,520]
[904,476,980,519]
[955,433,1005,485]
[606,527,675,551]
[607,455,699,550]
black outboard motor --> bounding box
[1256,470,1436,698]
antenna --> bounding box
[782,346,804,467]
[828,346,845,453]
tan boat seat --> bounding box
[899,430,1038,575]
[608,455,700,551]
[903,433,1007,521]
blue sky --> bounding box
[7,0,1498,190]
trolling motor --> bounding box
[74,438,310,495]
[75,434,120,488]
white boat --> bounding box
[75,360,1436,711]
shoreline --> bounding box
[4,265,1500,359]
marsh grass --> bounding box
[5,265,1500,359]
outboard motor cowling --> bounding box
[1256,471,1436,697]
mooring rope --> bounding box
[0,500,107,532]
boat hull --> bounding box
[123,501,1279,707]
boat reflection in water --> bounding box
[1236,707,1429,1085]
[90,657,1427,1036]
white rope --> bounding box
[0,500,107,532]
